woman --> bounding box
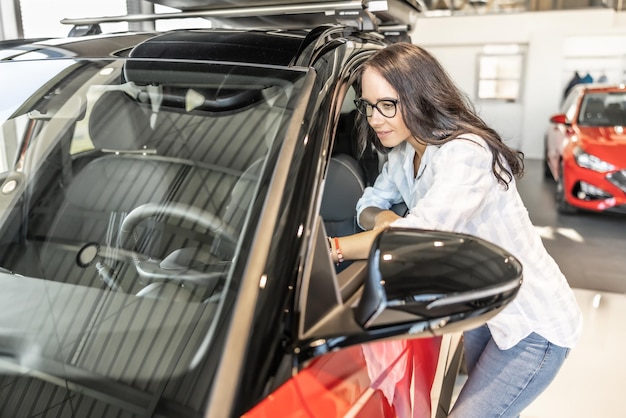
[328,43,582,417]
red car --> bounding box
[544,83,626,214]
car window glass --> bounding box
[605,91,626,126]
[561,87,580,122]
[0,59,76,172]
[578,91,626,126]
[0,57,306,398]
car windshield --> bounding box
[578,91,626,126]
[0,57,306,409]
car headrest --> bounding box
[585,98,606,118]
[88,90,152,151]
[321,154,365,222]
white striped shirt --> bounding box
[356,135,583,349]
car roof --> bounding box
[578,83,626,94]
[2,1,421,64]
[0,33,161,60]
[3,1,413,66]
[0,25,383,71]
[125,27,371,67]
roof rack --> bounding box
[61,1,386,32]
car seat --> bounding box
[321,154,366,238]
[582,98,608,125]
[86,89,153,151]
[606,103,626,126]
[37,90,179,291]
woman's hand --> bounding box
[373,210,401,231]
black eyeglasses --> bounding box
[354,98,399,118]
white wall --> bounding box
[0,0,20,39]
[409,9,626,159]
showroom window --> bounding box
[477,45,524,102]
[15,1,209,38]
[18,0,127,37]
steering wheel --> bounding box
[119,202,238,283]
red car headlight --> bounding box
[573,146,616,172]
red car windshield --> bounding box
[578,91,626,126]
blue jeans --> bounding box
[448,325,570,418]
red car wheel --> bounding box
[555,161,577,214]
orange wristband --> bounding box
[334,237,344,264]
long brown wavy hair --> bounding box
[355,42,524,188]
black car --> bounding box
[0,1,522,417]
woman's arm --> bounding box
[329,229,381,263]
[328,210,397,264]
[356,154,404,229]
[359,207,401,231]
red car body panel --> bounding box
[545,84,626,213]
[560,125,626,211]
[243,337,442,418]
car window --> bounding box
[561,85,581,123]
[578,91,626,126]
[0,57,306,408]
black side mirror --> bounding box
[298,227,522,359]
[355,228,522,334]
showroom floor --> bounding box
[453,159,626,417]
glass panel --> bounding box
[478,54,523,101]
[578,91,626,126]
[18,0,127,37]
[0,56,306,409]
[478,79,520,101]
